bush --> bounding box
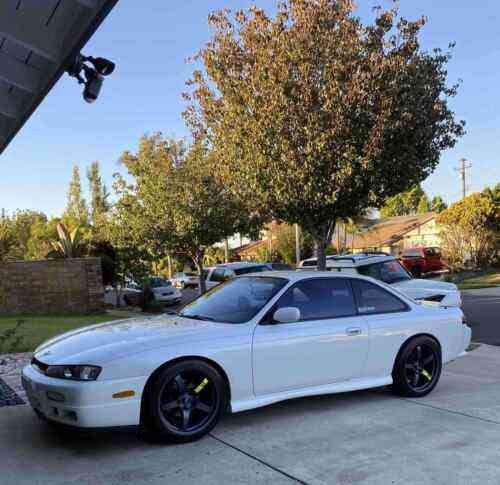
[437,192,498,270]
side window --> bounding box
[211,268,226,282]
[351,280,408,315]
[274,278,357,321]
[224,269,236,280]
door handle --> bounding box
[346,327,362,336]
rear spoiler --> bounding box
[418,293,462,308]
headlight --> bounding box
[45,365,102,381]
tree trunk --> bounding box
[316,239,327,271]
[167,254,172,279]
[224,239,229,263]
[294,224,301,266]
[314,221,336,271]
[195,257,207,294]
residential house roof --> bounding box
[353,212,436,249]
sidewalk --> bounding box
[2,345,500,484]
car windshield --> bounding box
[402,249,422,257]
[358,260,411,284]
[179,276,288,324]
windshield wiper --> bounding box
[180,313,216,322]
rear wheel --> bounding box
[146,360,226,443]
[392,336,442,397]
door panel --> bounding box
[252,317,369,395]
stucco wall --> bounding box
[0,258,104,315]
[401,219,442,249]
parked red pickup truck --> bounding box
[400,247,445,277]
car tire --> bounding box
[391,335,442,397]
[146,360,227,443]
[411,266,422,278]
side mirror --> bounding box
[273,307,301,324]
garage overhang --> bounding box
[0,0,119,155]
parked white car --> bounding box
[123,278,182,306]
[171,272,200,289]
[202,262,271,290]
[22,271,470,443]
[298,253,462,307]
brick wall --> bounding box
[0,258,104,315]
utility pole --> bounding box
[455,158,472,199]
[294,224,301,266]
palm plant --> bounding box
[51,222,82,258]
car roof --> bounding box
[216,261,269,270]
[300,253,396,268]
[238,270,363,281]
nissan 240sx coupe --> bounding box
[22,272,471,443]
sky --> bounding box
[1,0,499,217]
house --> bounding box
[351,212,441,255]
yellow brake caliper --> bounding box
[194,378,209,394]
[421,369,432,381]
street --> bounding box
[462,287,500,345]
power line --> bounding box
[454,158,472,199]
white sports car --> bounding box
[22,271,471,443]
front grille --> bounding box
[31,357,48,374]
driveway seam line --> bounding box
[209,433,309,484]
[404,398,500,426]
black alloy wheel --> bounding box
[392,336,442,397]
[146,360,226,443]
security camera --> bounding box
[82,72,103,104]
[67,53,115,104]
[87,57,115,76]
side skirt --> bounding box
[230,376,393,413]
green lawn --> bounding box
[458,271,500,290]
[0,314,120,354]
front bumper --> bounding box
[21,364,145,428]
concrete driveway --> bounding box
[2,345,500,485]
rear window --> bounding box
[352,280,408,314]
[235,265,268,275]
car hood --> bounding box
[33,315,225,365]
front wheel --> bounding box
[392,336,442,397]
[146,360,226,443]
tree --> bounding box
[437,192,498,269]
[417,194,431,213]
[87,161,110,227]
[64,164,88,226]
[380,185,426,217]
[431,195,447,213]
[112,134,255,293]
[185,0,464,269]
[0,212,15,262]
[273,223,315,265]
